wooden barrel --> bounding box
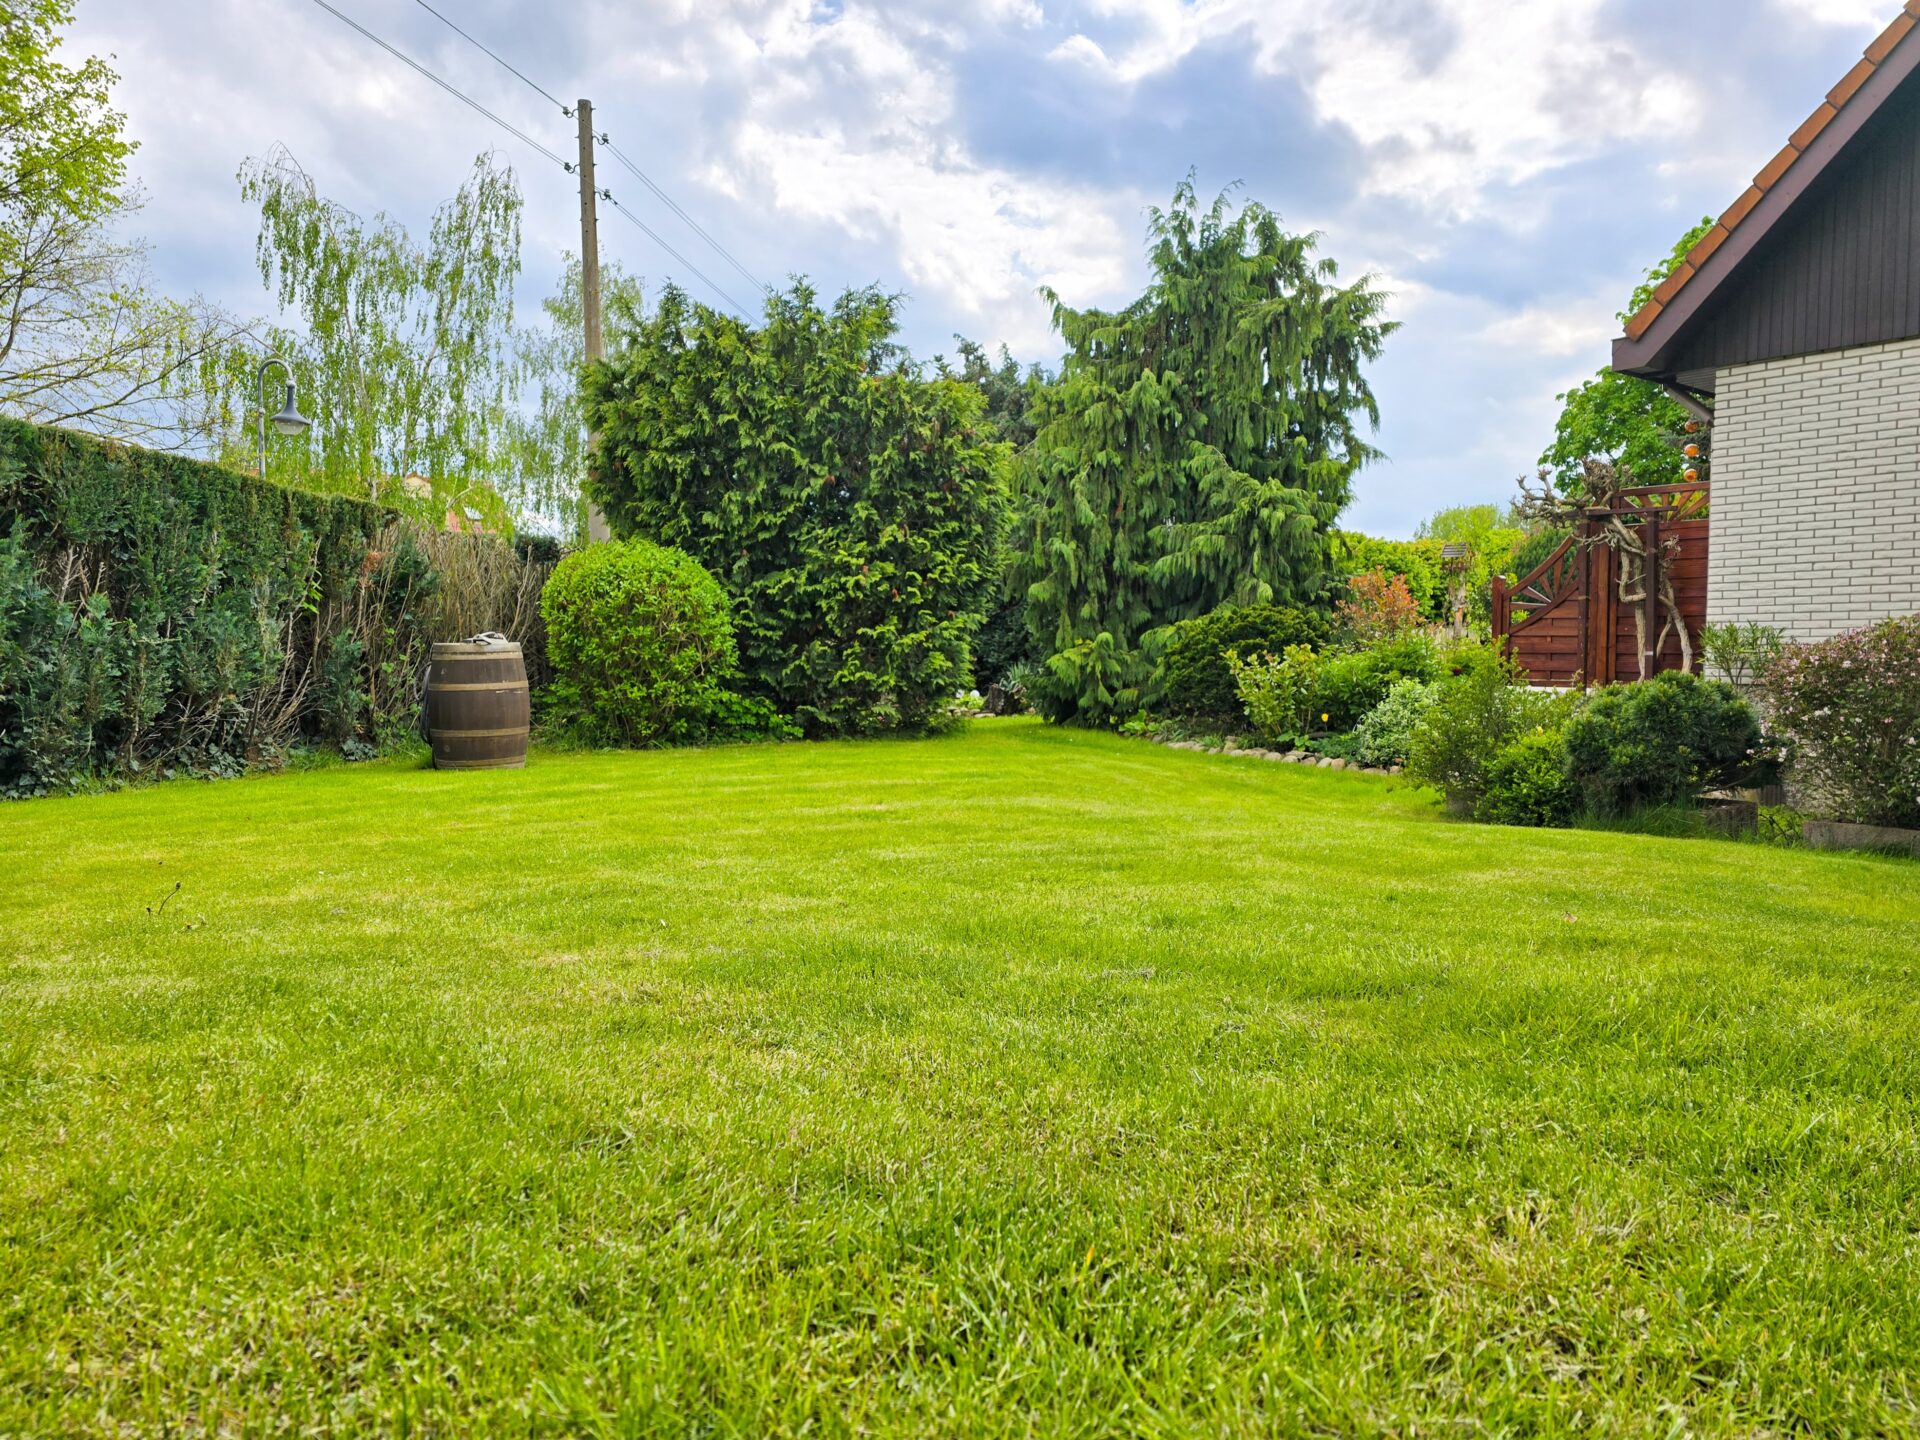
[425,637,529,770]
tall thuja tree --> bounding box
[1011,181,1393,723]
[584,282,1005,736]
[216,147,524,504]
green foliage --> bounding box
[1541,218,1714,496]
[0,1,242,444]
[935,337,1052,448]
[1406,646,1570,804]
[1561,672,1764,817]
[1317,633,1441,731]
[1764,617,1920,828]
[1475,730,1578,828]
[0,419,388,793]
[1011,181,1394,724]
[1158,603,1328,719]
[215,147,527,507]
[0,1,131,236]
[972,597,1046,691]
[1701,621,1785,689]
[0,420,558,795]
[584,283,1003,738]
[1229,644,1321,741]
[1333,533,1445,620]
[1351,678,1435,769]
[540,541,752,746]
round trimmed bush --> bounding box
[1475,729,1578,828]
[1561,671,1763,816]
[1351,678,1435,768]
[1157,604,1328,718]
[540,540,740,745]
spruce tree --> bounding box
[1010,181,1393,723]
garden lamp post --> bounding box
[256,356,311,479]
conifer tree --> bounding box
[1010,181,1393,723]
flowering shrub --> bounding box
[1339,570,1425,643]
[1763,616,1920,827]
[1561,672,1765,816]
[1351,679,1435,768]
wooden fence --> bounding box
[1490,483,1709,688]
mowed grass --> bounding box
[3,720,1919,1436]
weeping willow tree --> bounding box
[1010,181,1394,723]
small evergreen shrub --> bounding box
[541,540,755,746]
[1351,679,1435,768]
[1561,672,1764,817]
[1476,730,1578,828]
[1763,616,1920,827]
[1158,604,1328,718]
[1406,652,1569,806]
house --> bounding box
[1611,1,1920,641]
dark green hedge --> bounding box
[0,420,394,795]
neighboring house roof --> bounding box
[1614,1,1920,383]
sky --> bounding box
[68,0,1900,537]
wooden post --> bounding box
[1641,513,1663,677]
[1490,574,1508,655]
[577,98,610,544]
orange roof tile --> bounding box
[1620,0,1920,343]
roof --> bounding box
[1614,1,1920,379]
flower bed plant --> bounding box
[1764,616,1920,828]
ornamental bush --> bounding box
[1316,632,1441,730]
[1405,651,1570,807]
[1158,603,1328,718]
[1351,679,1435,768]
[1230,644,1321,741]
[1476,730,1578,828]
[540,541,753,746]
[1560,671,1764,817]
[584,284,1003,738]
[1763,616,1920,827]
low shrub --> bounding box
[1405,651,1569,807]
[1158,604,1328,718]
[1701,621,1785,689]
[1230,644,1321,742]
[1763,616,1920,827]
[1351,679,1434,768]
[541,540,763,746]
[1475,730,1578,828]
[1316,632,1441,730]
[1337,572,1423,645]
[1561,671,1765,817]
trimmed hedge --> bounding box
[1157,604,1328,719]
[1,421,553,795]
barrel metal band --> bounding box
[429,681,530,693]
[431,726,530,739]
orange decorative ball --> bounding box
[1684,468,1700,482]
[1684,443,1701,458]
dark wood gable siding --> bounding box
[1669,75,1920,376]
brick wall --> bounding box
[1710,336,1920,639]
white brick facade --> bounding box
[1709,337,1920,640]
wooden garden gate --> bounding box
[1490,482,1709,688]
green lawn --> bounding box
[4,720,1918,1435]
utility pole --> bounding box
[576,97,610,542]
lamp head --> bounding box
[269,380,311,438]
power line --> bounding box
[302,0,569,171]
[399,0,771,299]
[601,191,752,317]
[598,139,771,296]
[407,0,568,114]
[301,0,762,316]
